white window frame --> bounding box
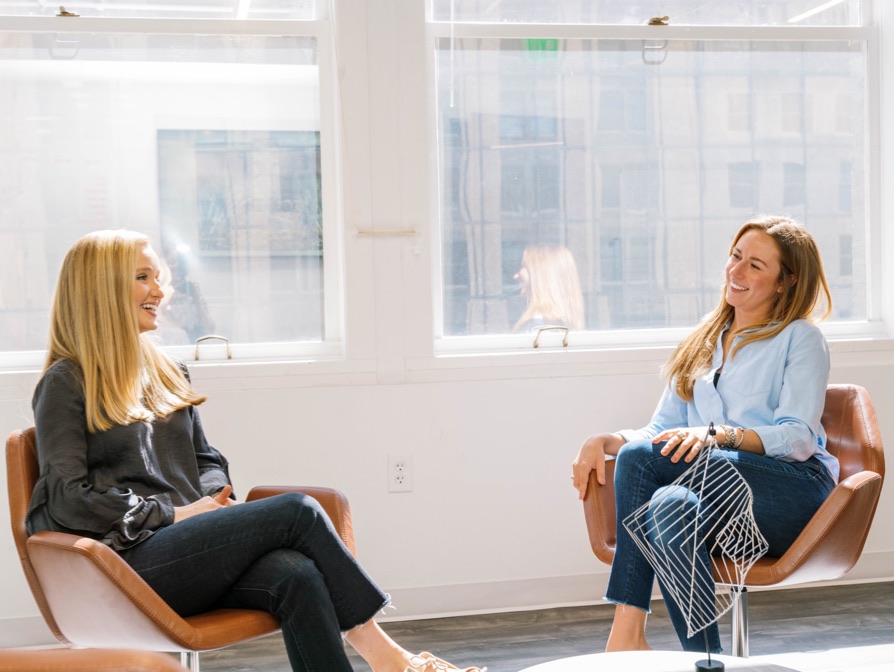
[0,13,346,369]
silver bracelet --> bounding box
[734,427,746,449]
[719,424,736,449]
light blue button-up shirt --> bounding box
[620,319,838,482]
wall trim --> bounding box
[0,616,54,649]
[380,549,894,622]
[2,551,891,647]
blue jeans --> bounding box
[119,493,389,672]
[605,440,835,653]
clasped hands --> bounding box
[571,426,713,500]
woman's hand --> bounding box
[572,433,625,500]
[654,426,712,463]
[173,485,236,523]
[213,485,240,506]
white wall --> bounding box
[3,347,894,647]
[2,0,894,649]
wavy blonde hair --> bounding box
[45,229,205,432]
[664,215,832,402]
[513,244,585,332]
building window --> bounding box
[783,163,806,207]
[729,162,759,209]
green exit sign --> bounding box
[525,38,559,52]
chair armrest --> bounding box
[0,648,187,672]
[740,470,884,587]
[245,485,355,556]
[581,457,617,566]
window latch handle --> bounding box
[533,325,570,349]
[194,334,232,360]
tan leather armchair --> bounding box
[582,384,886,657]
[0,647,187,672]
[6,427,357,672]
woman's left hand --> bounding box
[653,426,711,463]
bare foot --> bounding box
[605,604,652,652]
[605,638,652,652]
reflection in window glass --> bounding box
[784,162,807,207]
[430,0,864,27]
[782,92,804,133]
[0,32,321,353]
[839,162,852,213]
[728,92,751,132]
[729,162,759,208]
[435,39,867,336]
[157,130,322,346]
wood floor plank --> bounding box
[199,582,894,671]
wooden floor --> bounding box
[199,582,894,671]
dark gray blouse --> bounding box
[26,359,232,550]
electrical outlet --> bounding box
[388,454,413,493]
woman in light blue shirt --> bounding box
[571,215,836,654]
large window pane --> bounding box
[0,32,323,353]
[436,39,867,336]
[157,129,322,346]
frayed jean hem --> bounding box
[603,595,651,614]
[342,593,393,636]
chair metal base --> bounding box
[730,587,749,658]
[181,651,200,671]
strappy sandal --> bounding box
[405,651,487,672]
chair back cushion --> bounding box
[5,428,68,642]
[7,428,39,551]
[820,385,885,481]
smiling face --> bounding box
[132,245,164,333]
[725,229,786,330]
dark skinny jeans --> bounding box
[120,492,388,672]
[605,440,835,653]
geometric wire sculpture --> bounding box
[622,426,769,638]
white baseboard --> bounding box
[380,572,609,622]
[380,548,894,621]
[2,550,891,647]
[0,616,55,649]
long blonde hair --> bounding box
[45,230,205,432]
[513,244,585,332]
[664,215,832,401]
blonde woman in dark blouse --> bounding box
[28,229,484,672]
